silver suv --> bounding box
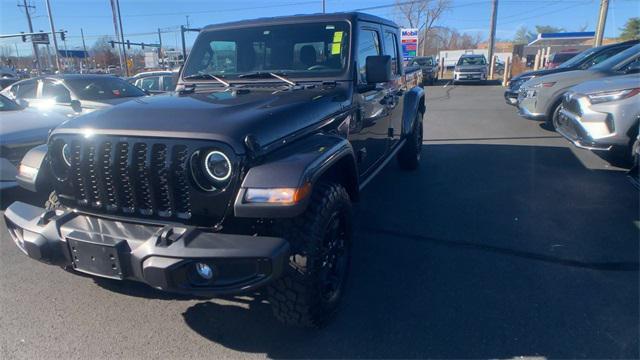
[453,54,488,84]
[555,74,639,165]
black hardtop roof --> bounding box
[202,12,398,31]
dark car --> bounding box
[6,12,425,327]
[0,66,20,90]
[409,56,439,85]
[504,39,639,105]
[128,70,177,94]
[545,51,580,69]
[0,74,147,117]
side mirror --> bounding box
[16,98,29,109]
[366,55,392,84]
[625,62,640,74]
[70,99,82,113]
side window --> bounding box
[140,77,160,91]
[357,29,381,83]
[14,80,37,98]
[161,76,175,91]
[134,79,143,88]
[383,31,399,75]
[620,57,640,72]
[583,48,621,69]
[42,80,71,103]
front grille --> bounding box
[457,68,484,73]
[54,136,201,221]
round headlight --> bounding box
[204,150,231,182]
[62,143,72,166]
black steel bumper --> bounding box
[4,201,289,296]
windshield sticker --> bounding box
[333,31,343,43]
[331,43,341,55]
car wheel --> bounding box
[547,103,562,130]
[268,182,352,327]
[397,111,424,170]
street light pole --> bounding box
[18,0,40,72]
[487,0,499,80]
[81,28,89,73]
[594,0,609,47]
[115,0,129,76]
[109,0,125,74]
[158,28,164,69]
[44,0,61,71]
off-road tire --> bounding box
[268,182,352,327]
[45,191,61,211]
[397,111,424,170]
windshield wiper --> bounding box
[238,71,297,86]
[183,73,230,87]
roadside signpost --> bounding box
[401,28,418,62]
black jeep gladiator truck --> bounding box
[5,12,425,327]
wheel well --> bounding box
[315,155,359,202]
[547,96,563,119]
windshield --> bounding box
[65,77,146,100]
[0,94,21,111]
[411,58,434,66]
[591,44,640,71]
[183,21,350,80]
[557,47,599,68]
[457,56,486,66]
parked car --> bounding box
[0,74,147,117]
[408,56,439,85]
[517,44,640,128]
[453,54,488,84]
[128,70,177,94]
[0,66,20,90]
[0,94,68,190]
[5,12,425,328]
[504,40,639,105]
[555,74,639,165]
[545,51,580,69]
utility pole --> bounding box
[487,0,499,80]
[44,0,61,71]
[115,0,129,76]
[18,0,40,72]
[594,0,609,47]
[81,28,89,73]
[158,28,164,69]
[322,0,326,13]
[109,0,125,74]
[181,25,187,62]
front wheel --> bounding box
[397,112,424,170]
[547,103,562,131]
[268,182,352,327]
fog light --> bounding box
[195,262,214,280]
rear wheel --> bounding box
[397,112,424,170]
[268,182,352,327]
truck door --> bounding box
[350,23,392,177]
[382,27,405,148]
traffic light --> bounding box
[126,40,130,49]
[21,32,26,42]
[60,31,66,41]
[110,41,115,48]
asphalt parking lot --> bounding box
[1,84,638,359]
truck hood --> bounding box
[52,84,351,154]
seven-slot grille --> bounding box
[62,137,192,220]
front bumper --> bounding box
[555,109,613,151]
[504,89,518,106]
[517,94,546,121]
[4,202,289,296]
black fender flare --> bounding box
[15,144,51,192]
[401,86,426,137]
[234,134,358,218]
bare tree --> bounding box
[395,0,452,56]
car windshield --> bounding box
[457,56,485,65]
[411,58,434,66]
[0,94,21,111]
[65,77,146,100]
[591,44,640,71]
[557,47,599,68]
[183,21,350,80]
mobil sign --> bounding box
[401,28,418,61]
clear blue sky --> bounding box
[1,0,638,56]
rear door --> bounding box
[382,26,405,148]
